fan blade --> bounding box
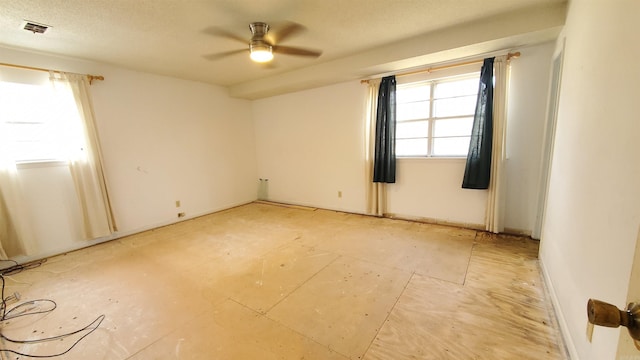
[203,49,247,61]
[272,45,322,58]
[202,26,247,45]
[258,61,278,70]
[268,22,305,44]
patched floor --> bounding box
[0,202,566,359]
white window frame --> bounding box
[395,69,480,158]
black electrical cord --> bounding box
[0,268,57,322]
[3,299,57,321]
[0,259,19,269]
[0,259,46,277]
[0,260,106,358]
[0,314,105,358]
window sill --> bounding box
[397,156,467,161]
[16,160,68,169]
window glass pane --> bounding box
[434,95,476,117]
[432,137,471,156]
[397,100,429,121]
[5,122,65,162]
[9,140,61,162]
[9,142,45,162]
[434,77,479,98]
[433,117,473,137]
[0,81,83,162]
[396,120,428,139]
[6,123,47,142]
[396,138,428,157]
[397,84,430,103]
[396,73,478,157]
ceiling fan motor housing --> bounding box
[248,23,273,62]
[204,21,320,62]
[249,22,270,40]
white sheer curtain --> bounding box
[365,79,386,216]
[0,82,36,259]
[0,162,34,258]
[485,55,510,233]
[50,72,117,239]
[0,105,35,258]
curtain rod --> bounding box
[0,62,105,84]
[360,51,520,84]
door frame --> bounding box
[532,37,565,240]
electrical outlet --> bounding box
[175,200,181,208]
[338,191,342,198]
[178,212,185,218]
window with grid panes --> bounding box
[0,81,83,163]
[395,74,479,157]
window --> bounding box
[0,81,84,163]
[396,74,479,157]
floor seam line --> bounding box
[262,312,351,359]
[360,270,415,360]
[199,299,351,359]
[264,253,342,314]
[462,231,479,286]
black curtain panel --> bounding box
[373,76,397,183]
[462,58,494,189]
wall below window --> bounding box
[387,158,487,226]
[16,163,84,257]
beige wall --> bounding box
[505,42,555,233]
[539,0,640,359]
[92,66,257,232]
[252,81,367,213]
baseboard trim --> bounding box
[13,199,534,268]
[254,200,317,211]
[384,212,485,231]
[540,258,578,360]
[253,199,516,234]
[228,202,535,240]
[504,227,532,237]
[9,200,255,265]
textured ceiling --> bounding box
[0,0,566,99]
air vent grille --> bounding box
[22,21,50,34]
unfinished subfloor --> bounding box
[0,202,566,359]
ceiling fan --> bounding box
[203,22,322,63]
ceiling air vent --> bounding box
[22,20,50,34]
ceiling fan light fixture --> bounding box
[250,43,273,63]
[204,22,320,64]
